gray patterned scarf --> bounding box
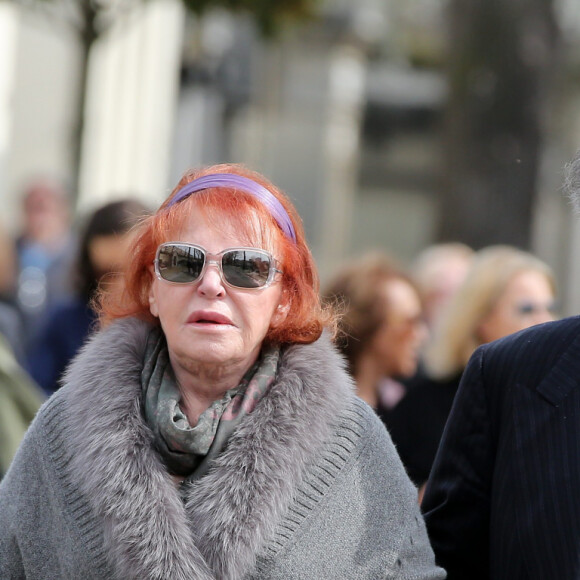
[141,327,280,479]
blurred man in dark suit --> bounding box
[422,150,580,580]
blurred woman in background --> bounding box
[411,242,474,333]
[386,245,557,499]
[26,198,149,394]
[323,252,428,413]
[14,178,76,347]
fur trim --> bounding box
[63,318,354,579]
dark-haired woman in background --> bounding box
[26,198,149,394]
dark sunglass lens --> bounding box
[516,301,558,316]
[158,245,205,283]
[222,250,271,288]
[516,303,535,315]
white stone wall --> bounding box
[0,0,185,230]
[78,0,185,214]
[0,4,19,227]
[1,4,78,233]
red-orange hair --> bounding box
[97,163,334,344]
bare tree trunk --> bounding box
[70,0,98,203]
[437,0,560,249]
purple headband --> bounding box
[167,173,297,243]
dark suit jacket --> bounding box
[422,316,580,580]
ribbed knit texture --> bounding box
[260,400,367,561]
[253,398,445,579]
[0,391,115,578]
[41,395,111,576]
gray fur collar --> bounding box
[62,318,354,580]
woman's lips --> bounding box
[187,311,233,325]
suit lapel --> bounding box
[507,320,580,578]
[535,329,580,406]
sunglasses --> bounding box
[515,301,558,316]
[154,242,282,289]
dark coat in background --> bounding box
[422,316,580,580]
[383,371,461,486]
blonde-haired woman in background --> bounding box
[411,242,474,333]
[386,245,557,500]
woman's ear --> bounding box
[271,292,291,328]
[148,265,159,317]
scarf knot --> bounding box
[141,328,280,478]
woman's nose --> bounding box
[196,263,225,297]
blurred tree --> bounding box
[437,0,561,249]
[182,0,318,37]
[12,0,320,200]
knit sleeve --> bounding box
[253,397,446,579]
[0,418,43,579]
[0,397,112,580]
[355,401,446,580]
[0,530,25,580]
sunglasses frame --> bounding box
[153,242,283,290]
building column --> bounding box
[0,4,19,222]
[78,0,185,213]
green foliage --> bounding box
[181,0,319,37]
[12,0,321,38]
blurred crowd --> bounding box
[0,177,150,477]
[0,176,561,486]
[322,240,558,502]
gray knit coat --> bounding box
[0,318,445,580]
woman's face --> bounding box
[148,211,286,378]
[89,233,133,279]
[477,269,556,344]
[371,278,428,379]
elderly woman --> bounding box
[0,165,444,579]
